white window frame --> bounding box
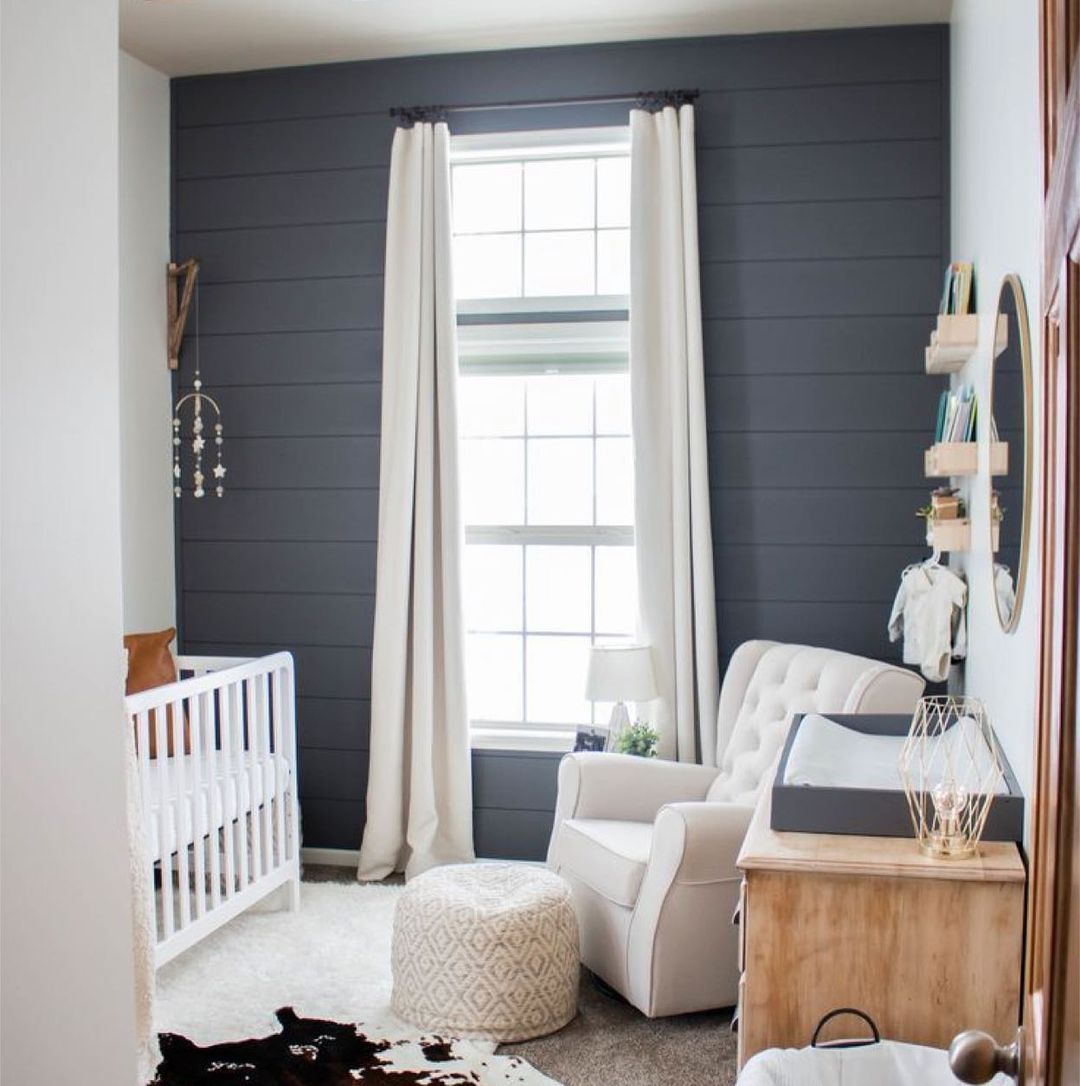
[453,127,635,753]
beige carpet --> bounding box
[304,864,738,1086]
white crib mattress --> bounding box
[144,754,292,863]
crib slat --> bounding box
[172,699,191,930]
[233,679,249,890]
[220,678,237,898]
[245,678,263,880]
[135,710,158,946]
[271,666,286,868]
[258,672,273,873]
[154,705,175,940]
[205,690,222,910]
[189,692,207,920]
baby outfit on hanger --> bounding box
[887,561,967,682]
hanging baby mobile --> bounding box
[169,260,226,499]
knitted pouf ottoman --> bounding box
[391,862,579,1042]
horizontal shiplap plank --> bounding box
[473,807,556,862]
[196,278,383,335]
[700,198,941,262]
[709,488,927,546]
[698,139,942,205]
[707,431,927,488]
[177,113,393,179]
[212,436,379,489]
[299,797,365,851]
[181,384,381,437]
[174,27,943,127]
[182,641,372,699]
[715,600,909,665]
[179,490,379,541]
[183,541,377,594]
[704,373,931,432]
[713,544,918,603]
[297,697,371,750]
[175,168,389,232]
[184,590,375,648]
[176,222,386,284]
[186,330,382,386]
[702,315,930,376]
[696,80,941,148]
[700,257,942,319]
[298,747,368,801]
[472,751,561,812]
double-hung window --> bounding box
[451,127,638,751]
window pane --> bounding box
[464,544,522,631]
[462,437,524,525]
[596,157,631,228]
[526,636,591,724]
[526,546,591,633]
[597,229,630,295]
[596,437,634,525]
[467,634,523,722]
[524,159,594,231]
[459,375,525,437]
[528,438,593,525]
[595,373,631,435]
[453,163,521,234]
[527,374,592,436]
[455,234,522,300]
[595,547,637,636]
[524,231,594,297]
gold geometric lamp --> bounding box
[898,696,1004,859]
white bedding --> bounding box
[144,754,292,863]
[783,713,1008,794]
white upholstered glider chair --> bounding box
[546,640,925,1018]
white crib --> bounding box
[125,652,301,968]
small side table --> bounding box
[734,785,1025,1068]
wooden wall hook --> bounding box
[167,259,199,370]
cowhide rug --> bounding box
[151,1007,561,1085]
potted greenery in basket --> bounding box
[613,720,660,758]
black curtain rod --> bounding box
[389,88,699,121]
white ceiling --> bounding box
[121,0,951,77]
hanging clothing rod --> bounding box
[389,88,699,122]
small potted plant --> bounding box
[613,720,660,758]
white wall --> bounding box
[950,0,1042,813]
[0,1,139,1082]
[120,51,175,633]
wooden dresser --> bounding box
[734,786,1026,1067]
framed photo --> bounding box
[573,726,608,753]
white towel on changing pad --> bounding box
[783,714,908,791]
[737,1041,1010,1086]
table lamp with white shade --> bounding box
[585,644,658,748]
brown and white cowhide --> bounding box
[151,1007,560,1085]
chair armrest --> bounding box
[649,801,755,884]
[555,753,720,823]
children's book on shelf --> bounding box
[939,262,975,315]
[934,385,978,443]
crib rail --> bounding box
[126,652,300,968]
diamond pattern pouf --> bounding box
[391,863,579,1043]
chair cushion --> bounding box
[557,818,653,908]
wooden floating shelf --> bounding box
[925,313,979,374]
[924,441,1009,478]
[926,517,971,553]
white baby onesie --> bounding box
[887,564,968,682]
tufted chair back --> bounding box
[705,641,925,805]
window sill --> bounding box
[470,729,575,754]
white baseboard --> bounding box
[301,846,359,868]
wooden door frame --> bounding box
[1031,4,1080,1085]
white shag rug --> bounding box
[155,881,564,1085]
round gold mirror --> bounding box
[987,274,1033,632]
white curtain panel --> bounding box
[358,121,475,881]
[629,103,720,764]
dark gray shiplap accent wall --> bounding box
[171,26,949,854]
